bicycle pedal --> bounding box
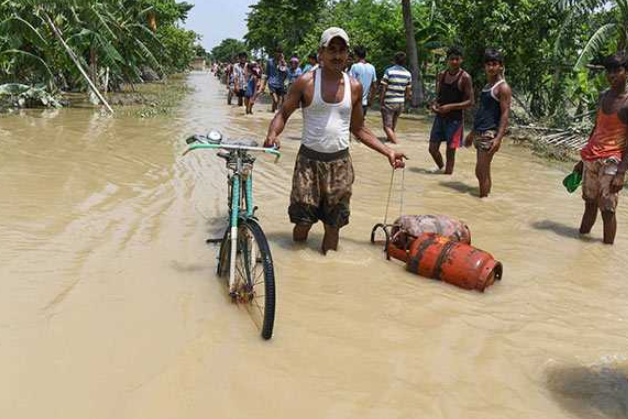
[206,237,222,244]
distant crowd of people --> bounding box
[211,45,414,146]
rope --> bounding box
[399,166,406,217]
[382,168,395,226]
[382,166,406,225]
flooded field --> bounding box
[1,73,627,419]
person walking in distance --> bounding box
[286,57,303,91]
[233,52,248,107]
[303,53,319,73]
[264,27,407,254]
[380,52,412,144]
[349,45,377,117]
[465,48,512,197]
[265,47,288,112]
[429,46,474,174]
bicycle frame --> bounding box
[184,139,280,295]
[226,151,256,294]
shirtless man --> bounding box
[264,27,407,254]
[465,48,512,197]
[429,46,474,174]
[575,53,628,245]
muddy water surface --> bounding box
[2,73,628,419]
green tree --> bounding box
[556,0,628,69]
[211,38,248,63]
[0,0,199,92]
[245,0,326,55]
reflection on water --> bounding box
[1,73,627,419]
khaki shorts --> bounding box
[289,146,355,228]
[473,130,497,151]
[381,104,404,128]
[582,159,620,212]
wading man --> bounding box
[575,53,628,245]
[265,47,288,112]
[465,48,511,197]
[429,46,474,174]
[264,27,407,254]
[349,45,377,117]
[233,52,248,107]
[380,52,412,144]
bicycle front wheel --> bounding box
[229,219,276,340]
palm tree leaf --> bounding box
[1,49,55,80]
[556,0,608,13]
[0,15,48,49]
[134,38,162,72]
[574,22,617,69]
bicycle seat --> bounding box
[222,138,259,148]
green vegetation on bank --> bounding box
[0,0,200,108]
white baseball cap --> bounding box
[319,27,350,48]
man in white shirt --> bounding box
[264,28,407,254]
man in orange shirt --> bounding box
[575,53,628,244]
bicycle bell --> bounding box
[207,130,222,142]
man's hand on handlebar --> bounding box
[264,135,281,149]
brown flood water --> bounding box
[2,73,628,419]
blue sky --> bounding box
[184,0,258,52]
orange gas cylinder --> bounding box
[387,234,502,292]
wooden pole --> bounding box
[44,13,114,114]
[402,0,423,107]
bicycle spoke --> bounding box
[251,297,264,317]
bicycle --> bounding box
[184,130,281,340]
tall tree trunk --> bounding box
[44,13,114,113]
[89,45,98,86]
[402,0,423,107]
[148,12,157,32]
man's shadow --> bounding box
[409,167,443,176]
[531,220,602,242]
[438,180,479,196]
[546,363,628,419]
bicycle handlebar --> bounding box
[183,135,281,160]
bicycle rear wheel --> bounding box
[218,219,276,340]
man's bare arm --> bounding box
[379,81,387,107]
[617,104,628,173]
[495,83,512,142]
[264,74,309,148]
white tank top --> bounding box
[301,69,352,153]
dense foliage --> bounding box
[211,38,249,63]
[0,0,199,93]
[236,0,626,126]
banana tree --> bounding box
[557,0,628,69]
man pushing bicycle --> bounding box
[264,27,407,254]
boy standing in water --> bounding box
[575,53,628,245]
[264,27,407,254]
[465,48,512,197]
[429,46,474,174]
